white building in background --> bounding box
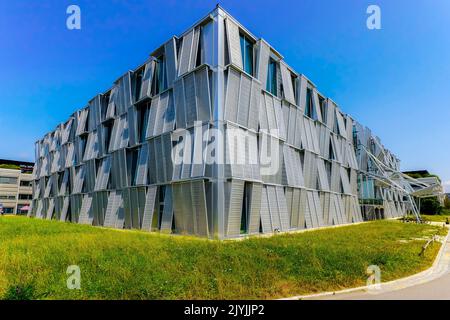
[0,159,34,215]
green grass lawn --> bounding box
[422,215,450,223]
[421,209,450,223]
[0,216,446,300]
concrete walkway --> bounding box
[284,224,450,300]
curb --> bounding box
[280,225,450,300]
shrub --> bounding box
[3,284,36,300]
[0,164,20,170]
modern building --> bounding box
[0,159,34,215]
[30,6,409,238]
[403,170,444,205]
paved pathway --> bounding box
[314,227,450,300]
[282,223,450,300]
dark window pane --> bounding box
[240,34,254,76]
[266,59,277,95]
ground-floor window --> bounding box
[2,207,14,214]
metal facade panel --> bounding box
[83,130,99,161]
[141,186,157,231]
[340,166,352,195]
[332,135,343,163]
[127,188,141,229]
[287,105,296,145]
[273,98,286,140]
[191,181,209,237]
[116,73,132,115]
[335,110,347,137]
[44,175,53,198]
[46,198,55,220]
[127,106,138,147]
[264,94,278,133]
[267,186,281,231]
[321,192,331,225]
[303,190,313,228]
[164,38,178,88]
[78,194,93,225]
[59,169,69,196]
[172,184,185,233]
[276,187,290,231]
[225,67,240,123]
[174,79,187,129]
[260,186,272,233]
[61,118,73,145]
[92,191,107,226]
[280,62,295,105]
[104,191,119,227]
[178,29,194,76]
[178,28,199,76]
[226,180,244,237]
[226,125,244,178]
[285,187,294,227]
[154,92,167,136]
[256,40,270,89]
[195,66,212,122]
[73,165,85,194]
[294,108,303,148]
[237,73,251,127]
[146,96,159,138]
[111,149,128,189]
[184,72,197,127]
[225,18,243,69]
[191,124,208,178]
[317,158,330,191]
[330,162,340,192]
[312,89,323,122]
[65,143,75,168]
[248,183,262,234]
[326,99,336,129]
[135,143,149,186]
[75,109,88,136]
[153,136,164,183]
[182,182,194,234]
[60,196,69,221]
[122,188,132,229]
[248,131,261,180]
[248,79,261,131]
[297,76,308,111]
[297,188,306,229]
[139,60,155,100]
[160,186,174,233]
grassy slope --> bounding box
[422,215,450,223]
[0,216,446,300]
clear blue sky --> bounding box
[1,0,449,190]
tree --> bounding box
[444,196,450,210]
[420,197,442,215]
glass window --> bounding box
[0,177,18,185]
[239,34,254,76]
[0,195,16,200]
[20,180,31,187]
[152,55,167,95]
[137,103,149,143]
[291,75,297,102]
[266,58,277,96]
[134,67,145,101]
[304,88,315,119]
[319,96,326,123]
